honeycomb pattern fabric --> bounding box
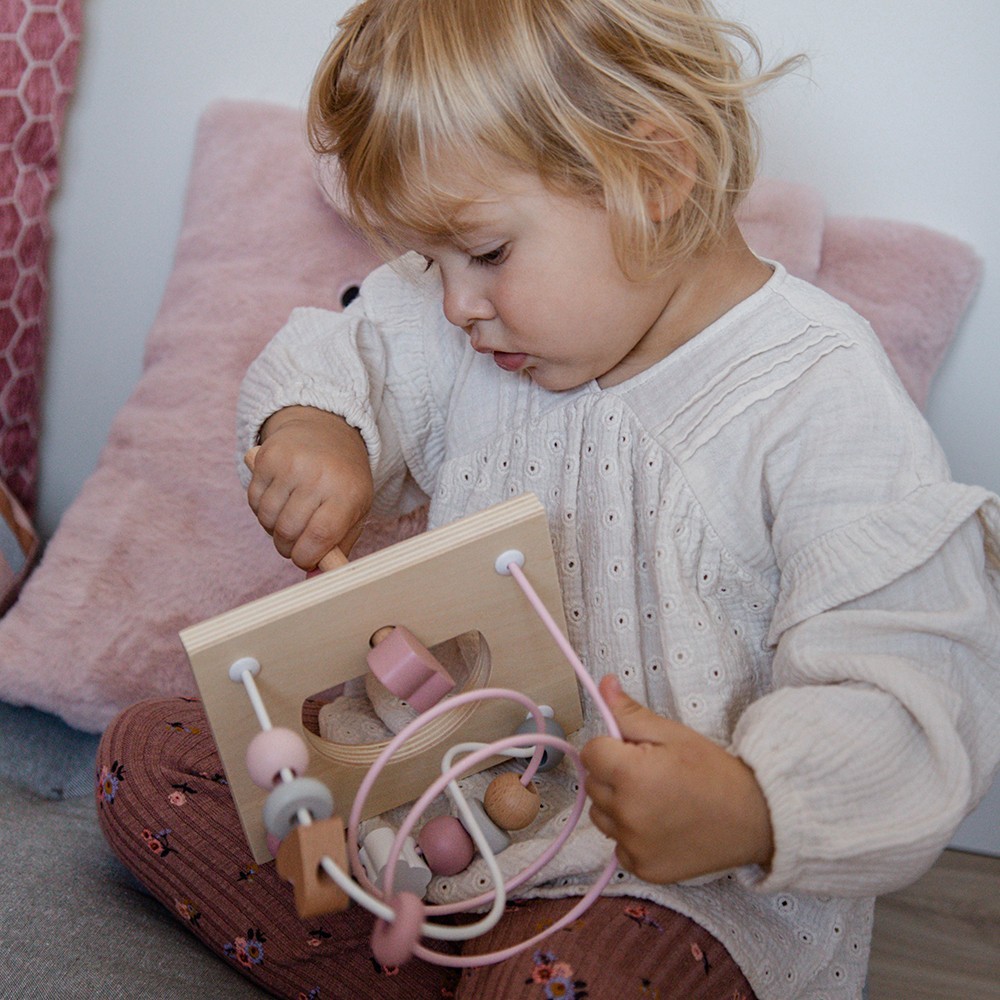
[0,0,83,511]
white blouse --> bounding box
[238,255,1000,999]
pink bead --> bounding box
[417,815,476,876]
[246,727,310,789]
[371,891,425,968]
[366,626,456,713]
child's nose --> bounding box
[441,273,493,330]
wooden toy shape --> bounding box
[483,772,541,830]
[367,625,457,712]
[275,816,351,919]
[359,823,433,898]
[461,798,512,855]
[181,493,583,863]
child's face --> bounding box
[406,168,683,391]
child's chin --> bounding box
[526,366,584,392]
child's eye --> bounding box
[471,244,509,267]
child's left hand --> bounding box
[580,675,774,885]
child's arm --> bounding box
[731,511,1000,896]
[237,257,462,567]
[245,405,374,570]
[584,514,999,894]
[581,675,774,884]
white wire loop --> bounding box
[231,552,620,966]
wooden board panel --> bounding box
[182,493,583,862]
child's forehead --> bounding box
[382,159,537,242]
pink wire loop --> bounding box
[505,560,621,741]
[342,556,622,966]
[346,688,553,895]
[244,552,622,968]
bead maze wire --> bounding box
[232,545,621,967]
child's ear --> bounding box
[632,119,697,223]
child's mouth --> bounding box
[493,351,528,372]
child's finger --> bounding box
[270,492,324,563]
[579,733,622,786]
[586,799,617,840]
[598,674,674,745]
[287,502,351,570]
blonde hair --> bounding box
[309,0,798,278]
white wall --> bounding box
[42,0,347,533]
[43,2,999,852]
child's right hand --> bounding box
[245,406,374,571]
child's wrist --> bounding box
[735,760,775,870]
[261,404,348,439]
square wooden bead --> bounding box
[276,816,351,919]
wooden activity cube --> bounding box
[181,493,584,863]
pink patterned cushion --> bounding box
[0,0,83,512]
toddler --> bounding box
[98,1,1000,998]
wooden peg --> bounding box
[275,816,351,919]
[317,546,348,572]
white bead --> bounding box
[460,798,511,855]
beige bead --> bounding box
[275,816,350,919]
[483,772,541,831]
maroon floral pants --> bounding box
[97,697,758,1000]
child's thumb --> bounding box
[598,675,665,744]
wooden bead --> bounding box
[483,772,541,831]
[514,714,567,773]
[245,726,310,789]
[262,776,334,841]
[417,815,475,876]
[275,816,350,919]
[366,625,456,713]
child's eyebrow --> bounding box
[448,215,496,238]
[448,196,506,237]
[416,219,497,252]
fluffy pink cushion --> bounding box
[0,100,981,731]
[0,0,83,512]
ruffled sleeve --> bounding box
[677,300,1000,897]
[769,482,1000,638]
[733,486,1000,896]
